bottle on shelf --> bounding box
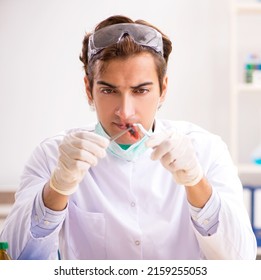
[252,58,261,86]
[244,53,259,84]
[252,144,261,165]
[251,110,261,165]
[0,242,12,260]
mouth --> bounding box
[126,123,140,140]
[114,122,128,130]
[112,122,141,141]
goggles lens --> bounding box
[88,23,163,62]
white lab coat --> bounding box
[0,119,257,259]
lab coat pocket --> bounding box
[66,202,106,259]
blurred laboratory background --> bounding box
[0,0,261,257]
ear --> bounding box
[159,75,168,106]
[84,76,93,106]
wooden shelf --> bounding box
[237,3,261,13]
[238,163,261,174]
[237,83,261,93]
[238,164,261,187]
[0,186,17,192]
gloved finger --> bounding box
[166,136,197,170]
[149,130,184,160]
[74,131,110,148]
[64,134,108,158]
[172,156,200,172]
[158,141,189,171]
[159,148,177,170]
[150,138,175,160]
[60,146,100,167]
[59,155,91,173]
[146,130,173,148]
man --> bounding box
[0,15,257,259]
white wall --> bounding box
[0,0,231,190]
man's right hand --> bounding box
[50,131,109,195]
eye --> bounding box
[100,88,117,95]
[133,88,149,95]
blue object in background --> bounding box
[252,144,261,165]
[254,159,261,165]
[244,186,261,247]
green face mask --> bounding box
[95,122,150,162]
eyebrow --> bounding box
[97,81,117,88]
[96,80,154,89]
[131,82,154,89]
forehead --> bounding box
[93,53,158,81]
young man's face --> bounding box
[85,53,167,144]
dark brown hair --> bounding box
[79,15,172,93]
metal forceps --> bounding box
[110,126,134,142]
[110,123,151,142]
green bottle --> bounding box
[245,63,254,83]
[0,242,12,260]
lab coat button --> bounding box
[135,240,140,246]
[131,202,136,207]
[203,219,209,225]
[44,220,50,225]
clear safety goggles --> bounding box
[88,23,164,62]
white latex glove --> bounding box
[50,131,109,195]
[146,130,203,186]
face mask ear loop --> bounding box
[157,95,164,110]
[88,99,96,111]
[90,104,95,111]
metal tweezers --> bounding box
[110,123,151,142]
[110,126,134,142]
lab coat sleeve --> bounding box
[0,138,64,260]
[17,191,66,259]
[191,135,257,259]
[30,190,66,238]
[189,189,221,236]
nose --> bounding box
[115,94,135,121]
